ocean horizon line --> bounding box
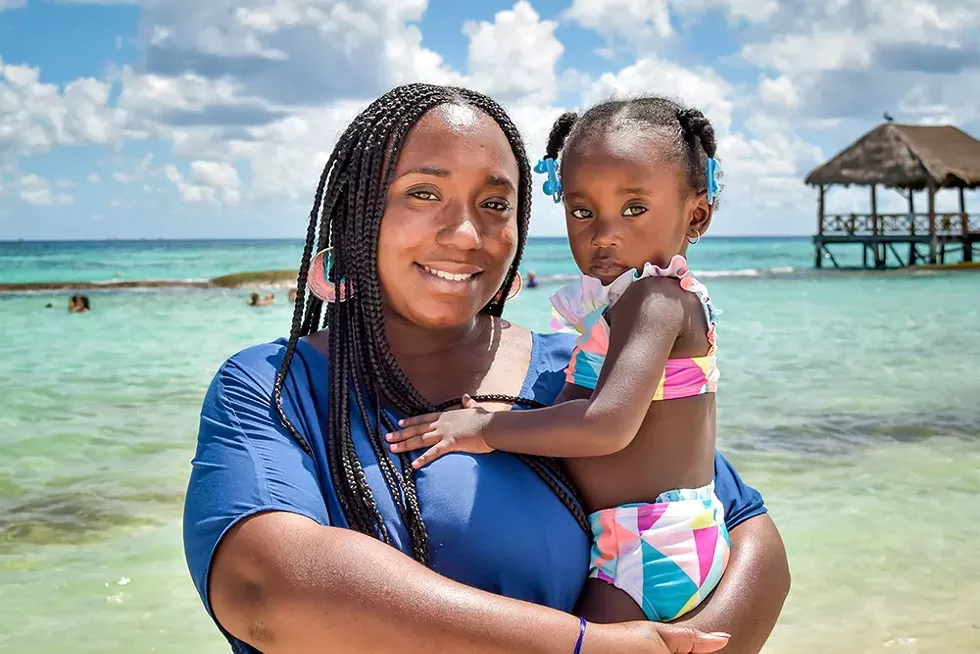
[0,234,814,245]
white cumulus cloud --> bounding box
[16,174,75,206]
[464,1,563,106]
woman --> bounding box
[183,84,790,653]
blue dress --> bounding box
[183,332,766,653]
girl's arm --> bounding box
[482,276,686,457]
[389,276,686,463]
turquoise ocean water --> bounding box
[1,237,978,653]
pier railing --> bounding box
[820,212,980,236]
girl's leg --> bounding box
[575,578,647,623]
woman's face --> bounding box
[377,104,521,330]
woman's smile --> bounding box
[414,262,484,294]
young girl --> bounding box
[388,96,726,626]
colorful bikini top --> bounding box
[549,255,720,401]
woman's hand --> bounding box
[387,395,495,468]
[593,621,730,653]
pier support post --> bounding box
[961,187,972,263]
[815,185,825,269]
[908,189,916,266]
[928,180,937,264]
[871,184,884,268]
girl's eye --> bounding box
[411,190,439,201]
[623,205,647,217]
[571,208,593,219]
[483,200,511,211]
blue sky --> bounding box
[2,0,979,239]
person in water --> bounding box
[527,270,539,288]
[247,291,274,307]
[68,295,90,313]
[390,96,733,625]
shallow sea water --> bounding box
[0,239,977,652]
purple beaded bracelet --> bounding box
[574,616,586,654]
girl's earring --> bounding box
[688,230,701,246]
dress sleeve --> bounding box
[712,450,767,530]
[182,353,331,618]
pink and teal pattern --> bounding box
[549,254,720,399]
[588,484,731,621]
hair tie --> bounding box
[534,157,562,203]
[706,157,720,206]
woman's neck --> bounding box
[385,312,502,405]
[385,312,493,359]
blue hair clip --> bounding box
[534,157,562,203]
[705,157,720,206]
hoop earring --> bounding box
[688,230,701,246]
[308,248,351,302]
[508,271,523,300]
[493,271,523,303]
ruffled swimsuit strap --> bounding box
[646,255,720,353]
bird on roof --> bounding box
[883,112,895,123]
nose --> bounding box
[590,216,620,249]
[436,201,483,251]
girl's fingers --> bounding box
[412,442,451,468]
[386,423,435,443]
[397,412,443,428]
[388,429,439,453]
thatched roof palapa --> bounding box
[805,124,980,190]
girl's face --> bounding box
[560,127,712,285]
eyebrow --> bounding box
[564,187,652,200]
[485,174,516,192]
[402,166,451,178]
[399,166,516,192]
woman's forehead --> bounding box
[394,104,518,176]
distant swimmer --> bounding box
[247,291,274,307]
[68,295,90,313]
[526,271,539,288]
[288,288,297,302]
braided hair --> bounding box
[273,83,589,566]
[545,96,719,202]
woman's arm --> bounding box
[669,514,790,654]
[210,511,730,654]
[390,277,686,462]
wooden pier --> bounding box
[806,124,980,269]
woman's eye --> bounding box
[571,208,593,219]
[623,205,647,217]
[411,190,439,201]
[483,200,510,211]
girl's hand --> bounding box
[386,395,494,468]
